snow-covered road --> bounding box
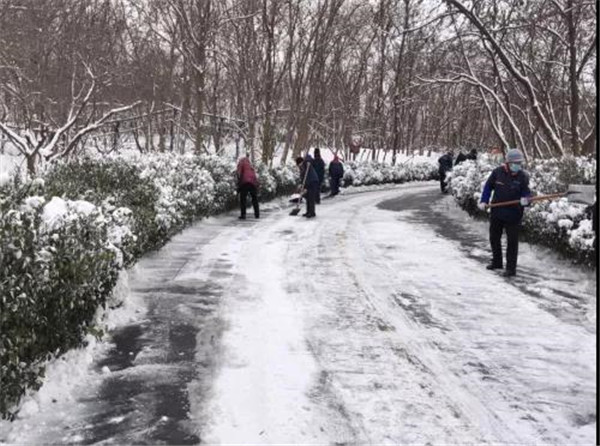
[1,182,596,444]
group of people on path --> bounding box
[293,148,345,218]
[235,148,345,220]
[238,147,596,278]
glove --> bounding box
[520,197,530,206]
[477,202,487,211]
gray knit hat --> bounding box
[505,148,524,163]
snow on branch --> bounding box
[42,101,142,161]
[443,0,565,156]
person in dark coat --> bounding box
[454,151,467,166]
[437,150,454,193]
[328,155,344,196]
[236,155,260,219]
[466,148,478,161]
[478,148,532,277]
[295,155,319,218]
[312,148,326,204]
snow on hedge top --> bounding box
[42,197,97,230]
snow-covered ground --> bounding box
[0,182,595,444]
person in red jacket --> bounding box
[236,155,259,219]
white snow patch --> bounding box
[42,197,69,228]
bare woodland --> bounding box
[0,0,596,173]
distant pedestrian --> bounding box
[236,155,259,220]
[478,148,532,277]
[328,155,344,196]
[312,148,326,204]
[438,150,454,193]
[295,155,319,218]
[466,148,478,161]
[454,151,467,166]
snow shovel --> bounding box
[290,161,311,216]
[488,184,596,208]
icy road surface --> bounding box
[1,182,595,444]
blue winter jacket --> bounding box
[301,155,320,186]
[328,161,344,179]
[438,153,453,173]
[481,165,532,223]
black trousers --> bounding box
[490,217,520,271]
[315,181,322,204]
[239,183,259,218]
[305,183,318,216]
[439,170,448,192]
[330,176,341,195]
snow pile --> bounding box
[447,154,596,264]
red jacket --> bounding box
[237,157,259,187]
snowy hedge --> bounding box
[342,159,439,187]
[0,182,124,419]
[0,154,297,419]
[448,156,596,265]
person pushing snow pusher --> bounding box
[292,155,319,218]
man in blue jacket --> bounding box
[296,155,320,218]
[478,148,532,277]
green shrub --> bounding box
[44,158,161,260]
[0,194,119,419]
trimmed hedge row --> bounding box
[342,159,439,187]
